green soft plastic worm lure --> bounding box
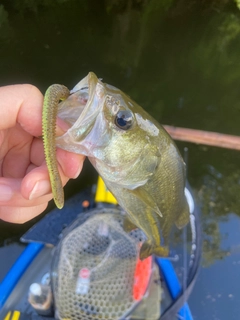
[42,84,70,209]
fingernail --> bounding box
[0,185,13,201]
[29,180,51,200]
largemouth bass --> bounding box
[42,72,189,259]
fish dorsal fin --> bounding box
[129,187,163,218]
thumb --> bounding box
[0,84,43,136]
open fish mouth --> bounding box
[56,72,104,154]
[42,72,102,208]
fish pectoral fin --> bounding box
[175,200,190,229]
[123,216,138,232]
[129,187,163,218]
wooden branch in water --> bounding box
[163,125,240,151]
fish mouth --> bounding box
[56,72,105,155]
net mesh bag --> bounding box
[51,208,149,320]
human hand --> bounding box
[0,84,84,223]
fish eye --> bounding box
[115,110,133,130]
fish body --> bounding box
[43,72,189,259]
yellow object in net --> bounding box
[95,177,118,205]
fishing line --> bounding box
[181,219,187,320]
[182,147,189,320]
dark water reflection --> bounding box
[0,0,240,319]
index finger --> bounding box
[0,84,43,136]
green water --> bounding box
[0,0,240,319]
